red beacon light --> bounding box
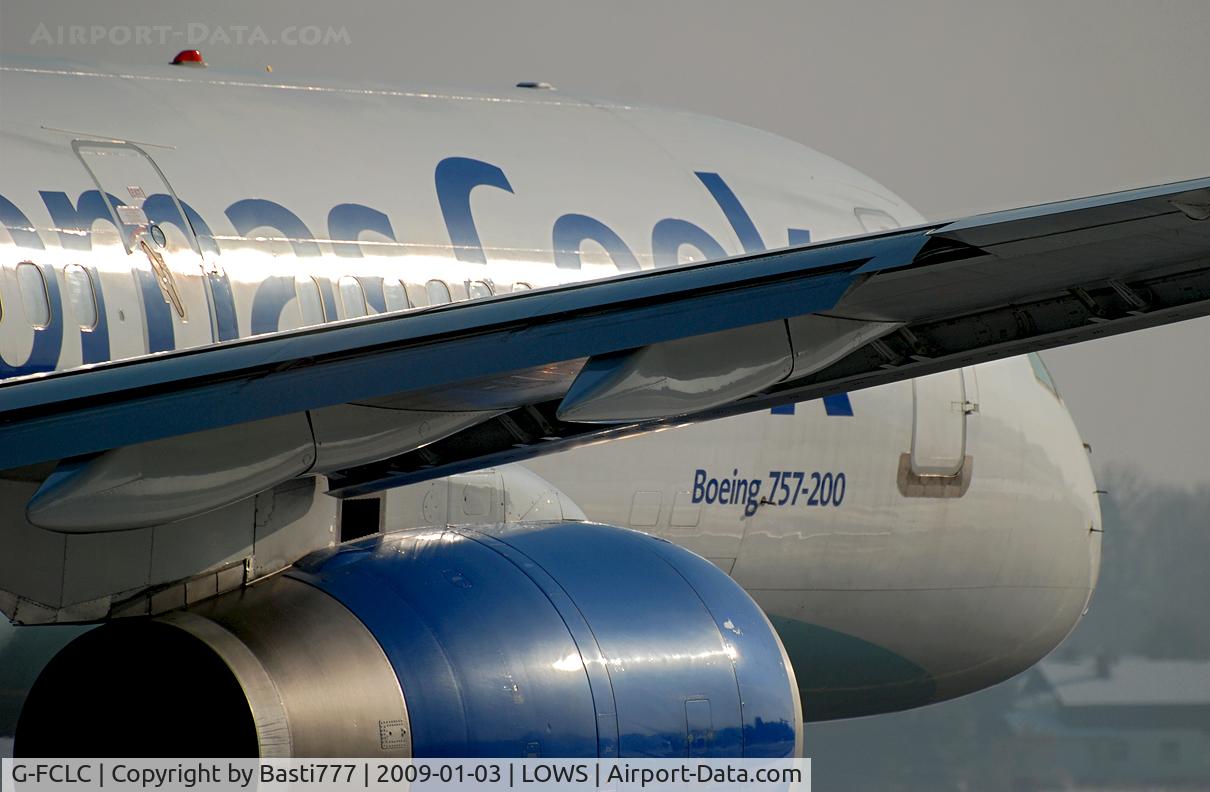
[171,50,206,67]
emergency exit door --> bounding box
[72,140,215,352]
[910,369,969,476]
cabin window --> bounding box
[295,276,326,326]
[64,265,98,330]
[17,262,50,328]
[383,279,409,311]
[468,280,493,300]
[339,276,368,318]
[405,283,429,308]
[426,279,451,306]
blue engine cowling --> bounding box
[16,521,801,758]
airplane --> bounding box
[0,51,1208,758]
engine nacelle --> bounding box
[17,522,801,758]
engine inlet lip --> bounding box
[157,610,294,758]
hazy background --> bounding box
[2,1,1209,786]
[3,0,1208,486]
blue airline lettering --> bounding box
[328,203,398,258]
[194,246,240,342]
[788,228,812,246]
[141,194,199,254]
[133,261,175,353]
[696,172,766,253]
[435,157,514,265]
[227,199,330,333]
[250,276,297,336]
[206,270,241,342]
[225,198,322,257]
[770,392,855,417]
[552,214,641,271]
[823,393,854,416]
[40,190,125,251]
[157,195,222,257]
[0,195,45,250]
[0,161,825,379]
[651,218,727,268]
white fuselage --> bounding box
[0,59,1101,720]
[0,58,915,378]
[524,355,1100,719]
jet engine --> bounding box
[16,522,801,758]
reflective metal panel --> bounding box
[292,521,800,758]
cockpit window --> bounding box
[1028,353,1060,397]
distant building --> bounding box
[1007,655,1210,789]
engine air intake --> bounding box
[18,522,801,758]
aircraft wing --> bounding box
[3,176,1209,503]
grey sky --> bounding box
[2,0,1209,486]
